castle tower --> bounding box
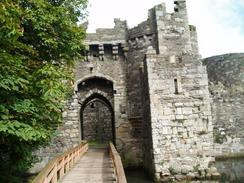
[140,0,214,180]
[31,1,215,180]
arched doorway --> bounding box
[77,77,115,144]
[80,94,115,143]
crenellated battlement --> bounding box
[84,0,199,62]
[84,19,128,61]
[85,18,127,45]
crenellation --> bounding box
[85,18,127,45]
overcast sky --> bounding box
[86,0,244,58]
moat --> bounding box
[126,158,244,183]
[126,167,154,183]
[214,158,244,183]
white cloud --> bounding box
[86,0,170,31]
[86,0,244,58]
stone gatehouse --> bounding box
[32,0,220,180]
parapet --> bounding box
[85,0,199,57]
[85,18,127,45]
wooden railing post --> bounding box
[32,142,88,183]
[51,164,57,183]
[67,154,70,171]
[109,142,127,183]
[60,158,65,178]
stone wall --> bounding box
[72,54,133,153]
[150,1,196,55]
[138,1,214,181]
[85,18,127,44]
[125,11,158,166]
[203,53,244,156]
[145,51,214,181]
[82,101,113,142]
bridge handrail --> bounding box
[32,142,88,183]
[109,142,127,183]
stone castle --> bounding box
[33,0,244,181]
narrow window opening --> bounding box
[174,1,179,5]
[179,57,182,63]
[174,79,179,94]
[90,67,93,73]
[174,7,179,12]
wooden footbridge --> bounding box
[32,142,127,183]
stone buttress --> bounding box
[125,1,214,180]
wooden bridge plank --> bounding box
[60,147,116,183]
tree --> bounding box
[0,0,87,182]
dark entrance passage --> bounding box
[81,98,113,143]
[77,77,115,144]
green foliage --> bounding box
[0,0,87,182]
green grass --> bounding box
[88,141,109,148]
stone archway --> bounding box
[80,93,115,144]
[77,77,115,144]
[74,74,116,92]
